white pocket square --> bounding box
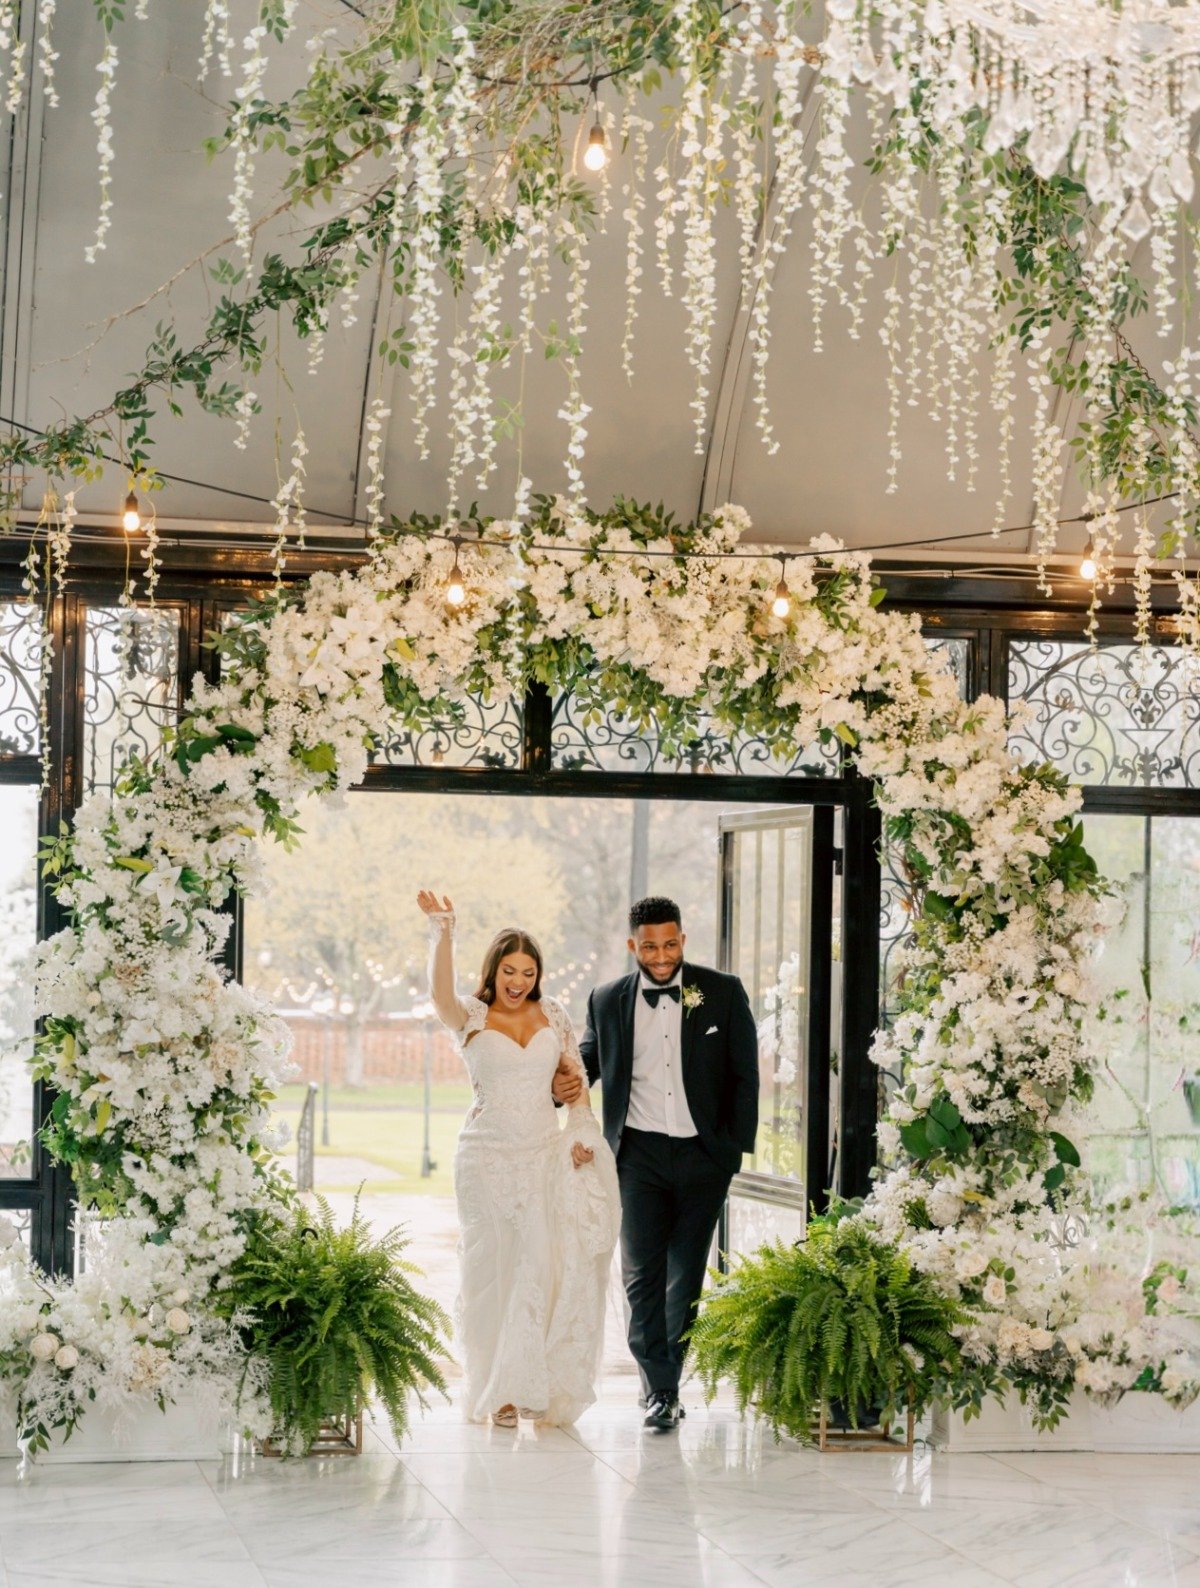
[705,1025,719,1035]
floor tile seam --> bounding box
[978,1491,1200,1554]
[412,1496,530,1586]
[709,1496,1015,1581]
[900,1512,1200,1585]
[943,1451,1136,1516]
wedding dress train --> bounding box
[428,919,621,1425]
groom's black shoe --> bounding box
[643,1392,682,1431]
[638,1393,685,1418]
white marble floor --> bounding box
[1,1381,1198,1588]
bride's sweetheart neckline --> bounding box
[469,1021,556,1053]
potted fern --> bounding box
[216,1197,450,1456]
[689,1217,964,1444]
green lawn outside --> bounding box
[270,1100,465,1198]
[276,1081,474,1112]
[271,1081,605,1200]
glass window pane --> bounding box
[724,813,813,1190]
[1080,814,1200,1206]
[0,785,38,1178]
[926,634,971,700]
[83,605,181,795]
[1008,639,1200,787]
[0,600,45,756]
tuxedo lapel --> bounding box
[679,962,699,1069]
[617,971,640,1078]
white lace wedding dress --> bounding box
[427,916,621,1425]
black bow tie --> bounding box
[642,984,680,1007]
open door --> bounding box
[717,804,840,1263]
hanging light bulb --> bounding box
[583,119,608,172]
[121,491,141,534]
[582,83,608,173]
[445,537,467,607]
[1079,538,1097,582]
[771,558,791,619]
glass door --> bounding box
[717,805,839,1260]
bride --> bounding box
[419,890,621,1426]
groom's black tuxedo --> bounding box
[579,962,759,1173]
[579,960,759,1402]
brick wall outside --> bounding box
[284,1018,465,1086]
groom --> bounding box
[558,896,759,1431]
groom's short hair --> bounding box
[629,896,681,932]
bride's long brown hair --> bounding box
[474,928,544,1005]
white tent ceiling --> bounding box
[0,2,1170,563]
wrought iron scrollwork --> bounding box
[83,605,181,795]
[550,693,840,777]
[371,692,523,769]
[1008,639,1200,787]
[0,602,43,756]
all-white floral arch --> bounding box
[2,497,1196,1438]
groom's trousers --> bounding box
[617,1127,732,1400]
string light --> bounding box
[1079,538,1098,582]
[121,491,141,533]
[445,536,467,606]
[582,88,607,173]
[771,556,791,618]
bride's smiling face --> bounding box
[496,952,539,1010]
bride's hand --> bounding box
[417,889,454,916]
[571,1141,594,1170]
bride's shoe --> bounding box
[517,1407,547,1422]
[492,1405,518,1428]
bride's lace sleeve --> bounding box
[426,912,470,1034]
[544,998,593,1114]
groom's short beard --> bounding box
[635,953,682,984]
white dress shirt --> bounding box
[626,970,698,1138]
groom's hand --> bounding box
[552,1064,584,1106]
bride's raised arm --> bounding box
[417,890,469,1033]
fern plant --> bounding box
[689,1219,965,1442]
[216,1197,450,1455]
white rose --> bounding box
[0,1217,19,1249]
[956,1250,988,1280]
[982,1275,1007,1307]
[30,1332,60,1361]
[54,1345,79,1371]
[1029,1328,1054,1352]
[165,1308,191,1334]
[1054,969,1082,998]
[1157,1275,1181,1304]
[170,1288,190,1306]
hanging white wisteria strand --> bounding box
[15,1,1200,649]
[363,398,389,536]
[620,110,651,384]
[558,222,593,506]
[671,0,725,450]
[198,0,235,84]
[34,0,57,108]
[82,41,118,264]
[228,21,272,269]
[269,424,308,578]
[0,0,24,115]
[406,79,449,464]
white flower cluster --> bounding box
[16,500,1191,1435]
[0,1215,269,1448]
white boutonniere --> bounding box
[681,984,704,1013]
